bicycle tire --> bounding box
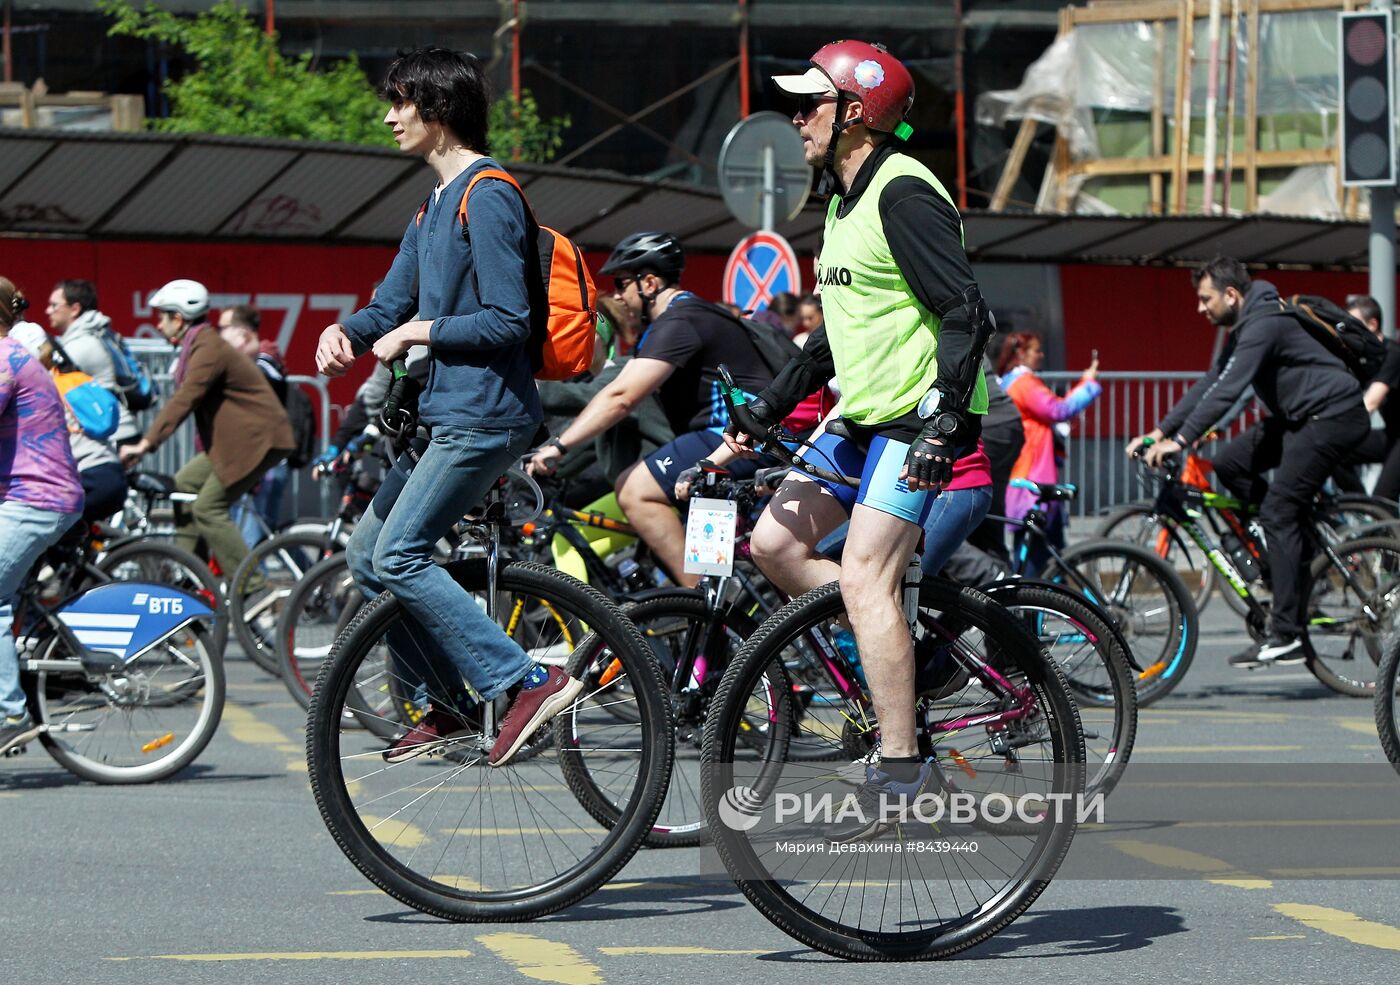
[700,579,1084,961]
[1302,535,1400,697]
[28,621,225,784]
[984,581,1136,799]
[1099,505,1214,614]
[230,530,334,676]
[278,552,355,710]
[94,540,229,656]
[1046,540,1198,707]
[1374,634,1400,771]
[306,559,674,920]
[609,591,758,848]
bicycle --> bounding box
[998,477,1199,707]
[305,362,675,919]
[1107,447,1400,696]
[2,543,225,782]
[697,368,1085,961]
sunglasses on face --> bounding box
[613,277,636,294]
[796,93,838,118]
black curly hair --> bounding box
[379,47,492,154]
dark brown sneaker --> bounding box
[382,706,474,764]
[489,667,584,767]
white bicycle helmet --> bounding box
[149,279,210,319]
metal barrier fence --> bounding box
[127,339,338,519]
[120,347,1244,524]
[1028,371,1263,518]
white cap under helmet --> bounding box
[149,279,210,319]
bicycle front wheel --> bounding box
[277,552,357,710]
[1046,541,1198,707]
[229,530,333,676]
[1303,536,1400,696]
[701,579,1084,961]
[29,621,225,783]
[306,559,673,920]
[1375,635,1400,771]
[1099,505,1213,614]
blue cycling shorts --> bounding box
[797,430,935,527]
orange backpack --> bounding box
[417,168,596,381]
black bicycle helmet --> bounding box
[600,232,685,284]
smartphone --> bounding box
[1091,348,1099,362]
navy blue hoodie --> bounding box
[341,158,543,430]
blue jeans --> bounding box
[919,485,993,576]
[1,502,83,717]
[347,423,536,704]
[239,460,289,547]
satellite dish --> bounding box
[718,111,811,230]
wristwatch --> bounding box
[546,436,570,455]
[928,412,962,441]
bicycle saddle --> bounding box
[1010,477,1078,502]
[129,471,177,497]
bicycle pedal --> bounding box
[2,741,29,757]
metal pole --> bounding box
[738,0,751,119]
[1373,0,1398,335]
[511,0,521,104]
[265,0,275,37]
[3,0,12,84]
[761,145,775,231]
[1202,0,1224,213]
[954,0,968,209]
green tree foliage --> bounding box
[98,0,569,161]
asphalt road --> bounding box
[4,599,1399,985]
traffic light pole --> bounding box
[1371,0,1397,336]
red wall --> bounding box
[1059,265,1374,373]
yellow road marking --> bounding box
[1138,708,1287,721]
[1274,904,1400,952]
[108,949,475,962]
[1130,745,1302,754]
[599,946,770,956]
[600,880,688,891]
[1335,718,1380,736]
[476,933,603,985]
[361,815,429,848]
[221,704,303,771]
[1108,839,1272,888]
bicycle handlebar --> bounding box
[380,359,420,441]
[717,365,859,489]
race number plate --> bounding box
[684,497,738,577]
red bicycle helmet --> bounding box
[774,40,914,137]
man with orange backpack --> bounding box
[316,47,580,768]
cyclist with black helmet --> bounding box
[526,231,775,588]
[726,40,996,841]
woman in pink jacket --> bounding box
[997,332,1100,574]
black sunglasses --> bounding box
[796,93,838,117]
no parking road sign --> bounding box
[722,231,801,314]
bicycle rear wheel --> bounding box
[307,559,673,920]
[701,580,1084,961]
[28,621,224,783]
[1302,536,1400,696]
[1099,505,1214,614]
[1045,541,1198,707]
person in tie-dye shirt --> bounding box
[0,276,84,753]
[997,331,1101,575]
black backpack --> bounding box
[1279,294,1386,383]
[683,297,803,379]
[284,384,318,469]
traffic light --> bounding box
[1339,9,1396,187]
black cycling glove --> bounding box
[903,417,961,487]
[724,394,781,444]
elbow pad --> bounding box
[932,287,992,414]
[756,325,835,419]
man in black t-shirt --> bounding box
[1332,294,1400,500]
[526,231,775,587]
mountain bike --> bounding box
[697,368,1085,961]
[305,362,674,920]
[1107,448,1400,696]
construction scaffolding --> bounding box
[982,0,1377,218]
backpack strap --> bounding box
[458,168,538,229]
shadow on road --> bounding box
[0,762,277,790]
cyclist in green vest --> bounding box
[727,40,996,841]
